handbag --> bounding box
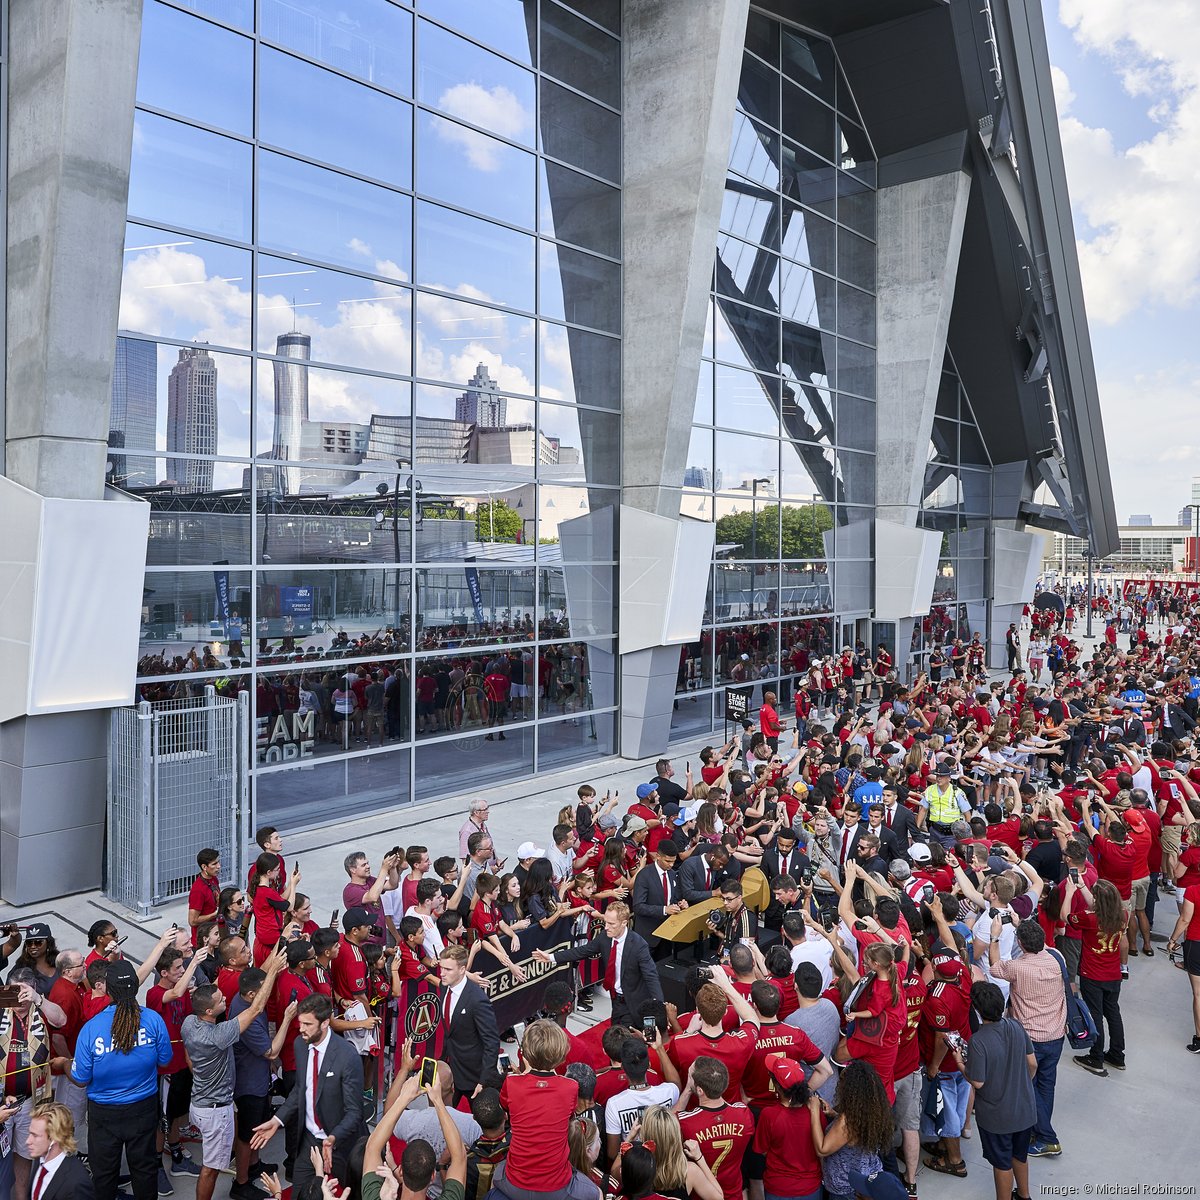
[1047,947,1097,1050]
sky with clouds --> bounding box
[1045,0,1200,525]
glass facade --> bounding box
[116,0,620,826]
[676,13,877,735]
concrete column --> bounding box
[874,170,972,527]
[0,0,143,902]
[617,0,749,758]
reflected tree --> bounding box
[716,502,832,558]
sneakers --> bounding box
[1102,1054,1126,1071]
[1074,1053,1109,1077]
[1027,1141,1063,1157]
[1120,965,1129,980]
[169,1157,201,1178]
[248,1162,277,1179]
[1187,1036,1200,1054]
[157,1168,174,1197]
[230,1184,265,1200]
[904,1183,918,1198]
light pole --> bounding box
[1085,547,1094,639]
[1187,504,1200,586]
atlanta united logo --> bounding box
[405,992,442,1042]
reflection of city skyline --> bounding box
[166,346,217,492]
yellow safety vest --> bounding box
[924,783,961,826]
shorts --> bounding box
[510,683,528,699]
[163,1068,193,1123]
[190,1103,236,1169]
[978,1125,1032,1171]
[920,1072,969,1140]
[10,1095,36,1160]
[1161,826,1182,856]
[1130,876,1150,912]
[1183,941,1200,976]
[892,1069,922,1132]
[235,1093,272,1142]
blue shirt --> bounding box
[851,781,884,811]
[71,1005,172,1104]
[231,994,272,1097]
[1121,688,1146,708]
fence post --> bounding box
[138,701,154,916]
[237,689,252,887]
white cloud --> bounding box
[431,85,531,171]
[1050,65,1075,114]
[1054,0,1200,323]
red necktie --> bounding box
[781,852,790,877]
[705,868,711,890]
[603,939,618,993]
[662,871,670,904]
[33,1170,46,1200]
[311,1046,324,1134]
[887,808,894,828]
[443,990,453,1029]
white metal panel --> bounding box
[992,526,1042,606]
[874,519,942,619]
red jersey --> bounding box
[270,969,313,1072]
[918,971,971,1074]
[247,854,286,891]
[753,1104,822,1197]
[470,902,502,941]
[187,875,221,947]
[1092,836,1137,899]
[147,984,190,1076]
[216,967,242,1008]
[332,935,368,1004]
[892,968,929,1081]
[741,1022,821,1108]
[305,963,333,1000]
[985,818,1023,856]
[679,1103,755,1200]
[1070,911,1123,982]
[394,942,425,982]
[767,976,800,1021]
[499,1072,577,1191]
[593,1065,663,1110]
[47,978,86,1055]
[252,886,289,954]
[846,969,908,1100]
[667,1022,758,1102]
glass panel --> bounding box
[959,469,991,514]
[682,428,715,521]
[256,750,412,828]
[715,433,778,497]
[746,12,779,66]
[931,418,957,463]
[538,710,616,768]
[540,79,620,183]
[780,554,833,612]
[838,449,875,506]
[540,243,620,333]
[539,161,620,257]
[780,29,836,105]
[739,51,779,129]
[540,1,620,108]
[257,571,410,650]
[137,3,253,135]
[535,486,617,553]
[670,693,717,740]
[559,0,619,35]
[675,635,713,694]
[936,371,959,420]
[837,226,875,292]
[959,421,991,466]
[413,726,532,792]
[258,151,412,280]
[256,254,412,376]
[836,394,874,453]
[418,20,536,147]
[780,440,832,503]
[419,111,536,229]
[781,141,837,213]
[781,201,836,274]
[721,176,780,251]
[138,465,253,561]
[138,569,253,668]
[782,81,835,162]
[418,0,535,66]
[170,0,252,30]
[414,292,536,394]
[715,568,784,621]
[781,372,834,449]
[415,380,534,442]
[715,232,772,307]
[253,359,411,465]
[781,321,832,392]
[416,566,535,633]
[727,114,780,191]
[957,557,986,599]
[128,112,252,241]
[260,0,413,96]
[539,323,620,410]
[836,172,876,239]
[711,625,779,686]
[835,338,875,398]
[538,403,621,486]
[933,560,956,602]
[837,282,875,346]
[782,618,834,671]
[417,202,536,313]
[259,48,413,188]
[778,262,833,330]
[714,364,779,436]
[538,569,615,638]
[713,298,779,372]
[120,224,252,350]
[693,360,714,426]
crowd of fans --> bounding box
[3,590,1200,1200]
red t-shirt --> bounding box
[892,969,929,1080]
[247,854,286,891]
[1185,885,1200,941]
[499,1072,577,1190]
[679,1103,755,1200]
[767,976,800,1022]
[702,765,726,785]
[760,704,781,739]
[188,875,221,946]
[1092,836,1137,899]
[332,936,368,1003]
[1177,845,1200,889]
[395,942,425,982]
[593,1065,663,1110]
[270,970,313,1072]
[1070,911,1123,982]
[252,886,289,950]
[47,978,86,1054]
[1126,821,1152,880]
[147,984,190,1076]
[741,1022,820,1108]
[1055,863,1098,941]
[470,902,502,941]
[667,1022,758,1102]
[986,818,1023,856]
[217,967,242,1008]
[918,972,971,1074]
[753,1104,822,1197]
[81,994,111,1021]
[846,969,908,1100]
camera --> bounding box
[696,965,713,980]
[706,910,723,929]
[800,866,816,885]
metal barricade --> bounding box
[106,687,250,914]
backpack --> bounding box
[1047,947,1098,1051]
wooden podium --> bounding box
[651,866,770,944]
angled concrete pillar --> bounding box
[617,0,749,759]
[1,0,143,902]
[874,167,972,528]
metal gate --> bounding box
[107,688,250,914]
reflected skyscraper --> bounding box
[271,331,311,494]
[454,363,506,428]
[109,335,157,487]
[166,346,217,492]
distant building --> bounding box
[1127,514,1153,527]
[166,346,217,492]
[455,363,506,428]
[109,335,157,487]
[1046,523,1191,574]
[270,331,311,494]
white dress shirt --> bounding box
[443,977,468,1028]
[305,1029,332,1139]
[31,1153,66,1200]
[611,930,627,995]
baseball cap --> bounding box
[932,950,966,980]
[342,906,372,932]
[105,958,139,999]
[674,806,698,826]
[624,816,649,834]
[662,802,681,819]
[24,922,51,940]
[516,841,546,859]
[908,842,932,863]
[847,1169,908,1200]
[635,783,658,800]
[765,1052,807,1089]
[598,813,620,830]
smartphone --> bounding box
[642,1016,658,1043]
[289,988,298,1004]
[330,909,339,928]
[419,1057,438,1090]
[1069,868,1080,883]
[114,935,129,947]
[0,986,21,1008]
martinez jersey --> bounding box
[678,1103,755,1200]
[741,1022,821,1108]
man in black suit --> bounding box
[679,843,733,905]
[630,838,688,954]
[436,944,501,1101]
[533,902,662,1027]
[250,994,365,1193]
[862,803,903,862]
[761,826,811,882]
[878,784,920,851]
[25,1102,94,1200]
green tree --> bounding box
[715,502,832,559]
[474,499,523,543]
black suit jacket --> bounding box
[443,980,501,1093]
[761,845,812,882]
[1110,716,1146,746]
[33,1156,94,1200]
[556,929,663,1015]
[678,854,724,905]
[631,865,682,942]
[276,1030,365,1149]
[878,805,919,848]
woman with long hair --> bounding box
[568,1116,611,1199]
[843,940,909,1100]
[598,837,635,906]
[521,858,568,930]
[248,851,299,965]
[808,1059,895,1200]
[218,885,248,939]
[694,803,721,843]
[1066,876,1127,1074]
[498,872,527,926]
[631,1106,721,1200]
[11,928,61,995]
